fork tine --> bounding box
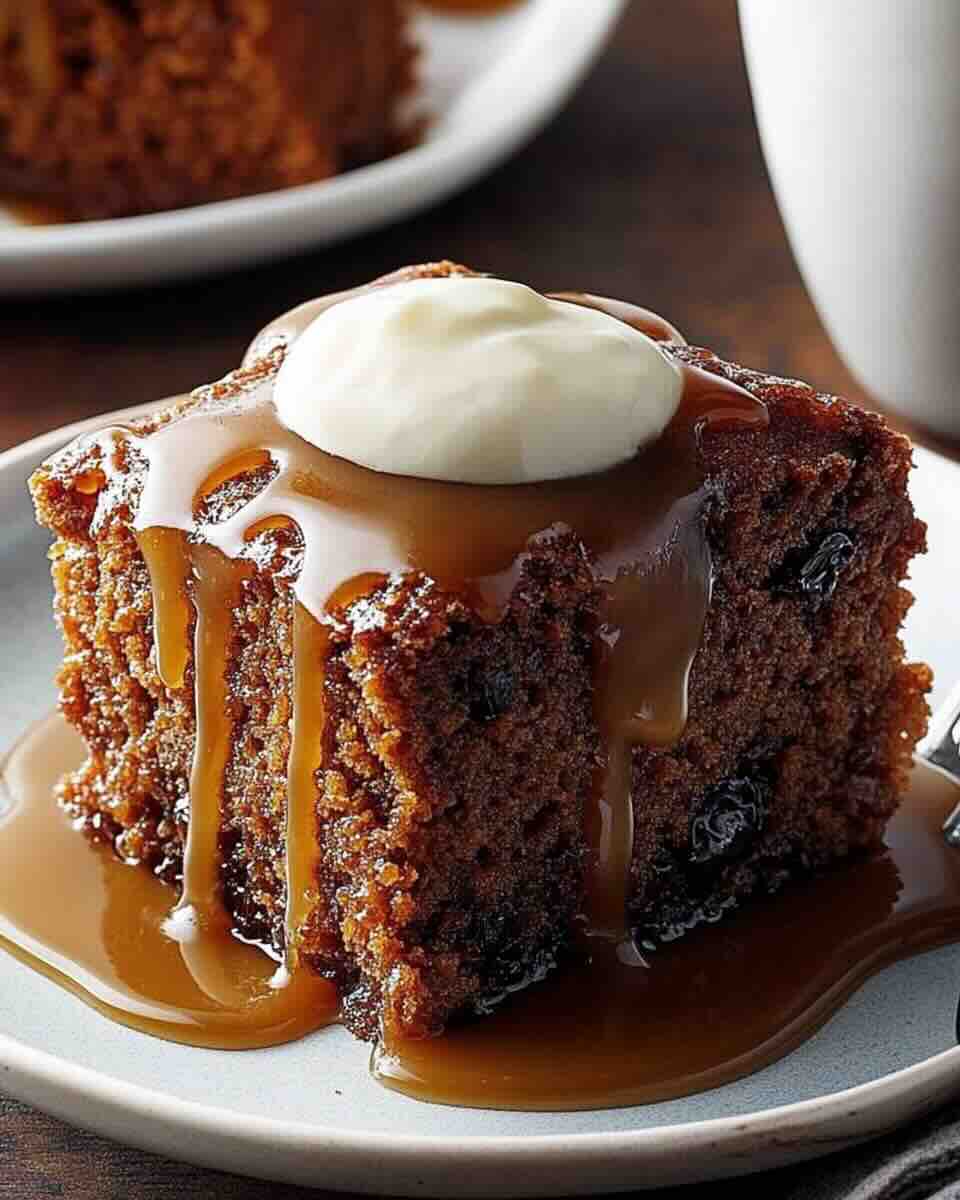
[918,681,960,843]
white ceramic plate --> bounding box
[1,410,960,1195]
[0,1,625,296]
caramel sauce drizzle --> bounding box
[135,529,191,691]
[165,543,251,999]
[0,716,336,1048]
[131,530,336,1031]
[283,603,330,972]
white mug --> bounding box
[739,0,960,439]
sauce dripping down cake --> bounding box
[22,262,932,1098]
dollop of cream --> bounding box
[273,277,683,485]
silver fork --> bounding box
[917,683,960,1041]
[920,681,960,845]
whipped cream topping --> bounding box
[273,277,684,485]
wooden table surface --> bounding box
[0,2,955,1197]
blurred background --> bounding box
[0,0,891,454]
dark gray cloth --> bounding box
[681,1103,960,1199]
[782,1104,960,1200]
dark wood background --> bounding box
[0,2,955,1196]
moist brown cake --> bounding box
[28,263,931,1043]
[0,0,414,221]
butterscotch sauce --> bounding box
[0,715,336,1049]
[135,529,191,691]
[551,292,688,347]
[4,718,960,1108]
[376,760,960,1110]
[283,603,331,971]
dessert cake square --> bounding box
[0,0,414,220]
[29,263,930,1044]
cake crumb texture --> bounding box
[0,0,414,220]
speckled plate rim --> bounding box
[2,409,960,1195]
[0,0,626,296]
